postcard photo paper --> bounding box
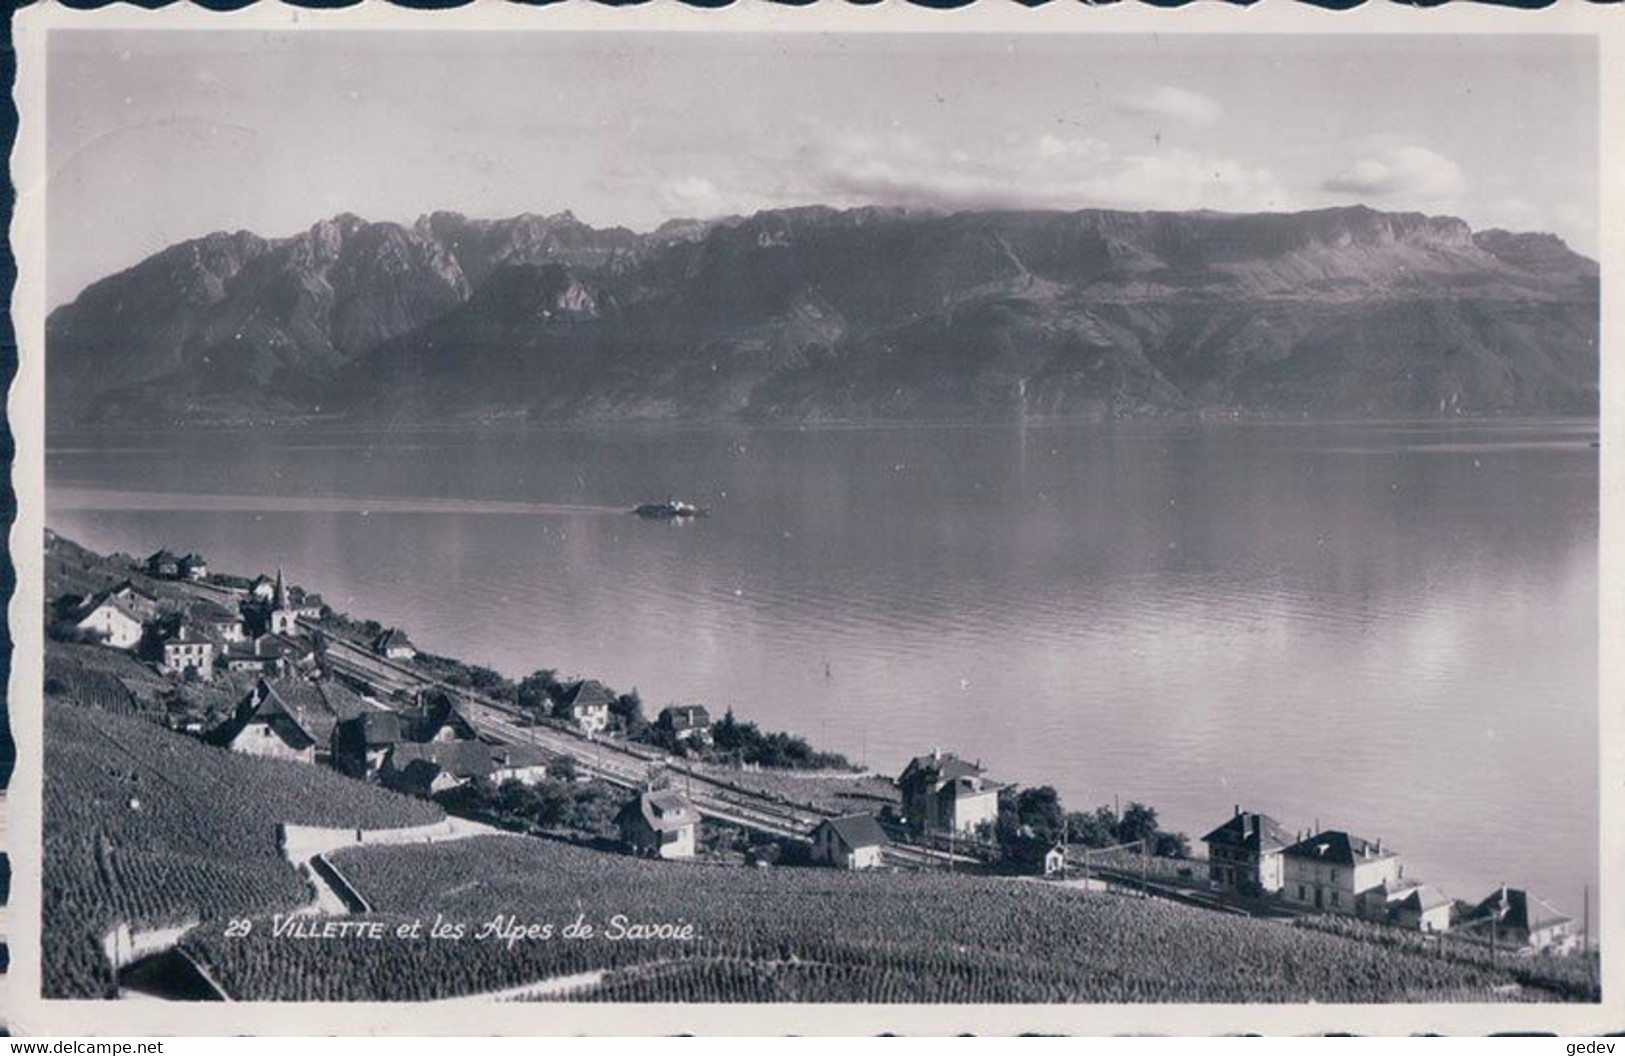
[5,1,1621,1037]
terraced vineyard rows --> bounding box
[185,835,1558,1003]
[45,652,140,716]
[44,702,443,998]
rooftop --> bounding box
[1282,830,1395,866]
[819,813,889,850]
[1202,809,1292,854]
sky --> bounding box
[46,31,1598,308]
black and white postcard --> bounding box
[4,0,1621,1036]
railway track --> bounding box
[161,594,971,861]
[310,626,833,842]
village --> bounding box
[51,534,1590,963]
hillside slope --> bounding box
[44,702,443,998]
[183,834,1564,1003]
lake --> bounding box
[46,419,1599,909]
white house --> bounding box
[1358,879,1452,933]
[1202,807,1291,895]
[491,744,553,786]
[617,790,699,859]
[1282,830,1403,915]
[811,814,889,870]
[895,749,1001,836]
[560,679,615,734]
[75,593,146,650]
[1470,887,1578,954]
[158,625,216,679]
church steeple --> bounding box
[274,565,288,610]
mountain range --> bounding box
[46,204,1599,429]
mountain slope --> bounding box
[48,204,1599,428]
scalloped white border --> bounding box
[7,0,1622,1036]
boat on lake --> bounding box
[633,497,709,520]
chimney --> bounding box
[1234,804,1241,818]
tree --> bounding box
[1154,831,1191,859]
[1066,808,1119,849]
[1015,786,1065,845]
[1115,802,1160,845]
[516,669,560,714]
[611,689,649,737]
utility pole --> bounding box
[1584,883,1592,988]
[1061,814,1069,879]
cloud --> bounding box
[1118,86,1223,127]
[1038,133,1109,161]
[1321,145,1465,201]
[766,129,1291,216]
[656,175,729,218]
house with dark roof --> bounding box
[1357,879,1452,933]
[248,574,278,603]
[811,813,889,869]
[1281,830,1403,915]
[74,591,147,650]
[381,741,500,797]
[559,679,615,734]
[186,598,245,643]
[145,549,181,579]
[1202,807,1292,896]
[210,682,320,763]
[222,633,312,677]
[107,580,160,622]
[895,749,1000,836]
[402,693,479,743]
[211,678,370,764]
[372,627,416,661]
[1468,887,1577,954]
[158,624,216,680]
[617,790,700,859]
[491,743,553,786]
[375,739,551,796]
[658,704,712,743]
[177,553,209,581]
[289,588,324,619]
[334,711,405,778]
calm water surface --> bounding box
[48,420,1599,907]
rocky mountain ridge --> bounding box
[47,204,1598,428]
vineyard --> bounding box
[45,649,141,716]
[184,834,1566,1003]
[44,701,444,998]
[688,766,899,817]
[1292,914,1600,1002]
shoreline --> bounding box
[42,527,1598,920]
